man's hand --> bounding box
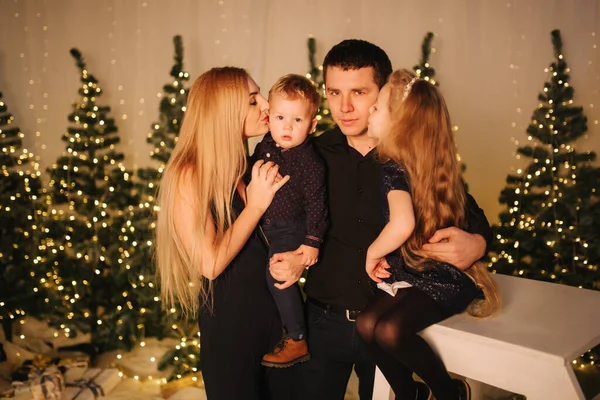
[294,245,319,267]
[269,251,306,289]
[421,227,486,270]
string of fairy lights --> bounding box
[110,33,197,381]
[0,91,43,333]
[571,28,599,372]
[412,32,467,181]
[7,33,199,382]
[0,0,48,333]
[4,2,199,381]
[490,8,527,270]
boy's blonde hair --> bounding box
[268,74,320,118]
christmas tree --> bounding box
[306,37,336,135]
[137,35,189,191]
[39,48,139,353]
[157,329,201,381]
[121,36,199,380]
[490,29,599,290]
[412,32,438,86]
[0,92,45,339]
[412,31,470,188]
[491,29,599,383]
[121,35,191,342]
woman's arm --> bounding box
[174,187,264,280]
[175,160,289,280]
[367,190,415,259]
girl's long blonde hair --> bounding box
[378,69,501,318]
[156,67,250,316]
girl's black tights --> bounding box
[356,287,459,400]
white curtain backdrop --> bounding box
[1,0,599,221]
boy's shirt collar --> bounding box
[263,131,311,153]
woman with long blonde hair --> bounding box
[156,67,290,400]
[355,69,501,400]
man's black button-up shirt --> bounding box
[304,127,493,311]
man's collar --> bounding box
[317,127,379,159]
[315,126,346,147]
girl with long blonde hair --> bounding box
[155,67,290,400]
[355,69,501,400]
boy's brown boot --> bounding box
[261,336,310,368]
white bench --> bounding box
[372,274,600,400]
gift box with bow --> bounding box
[10,352,89,386]
[61,369,121,400]
[11,356,65,383]
[10,365,65,400]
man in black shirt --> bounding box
[269,40,492,400]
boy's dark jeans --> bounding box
[262,219,307,341]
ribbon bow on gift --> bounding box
[12,354,64,382]
[67,370,105,400]
[38,371,65,400]
[31,354,53,368]
[10,366,65,400]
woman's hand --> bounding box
[246,160,290,214]
[366,251,391,283]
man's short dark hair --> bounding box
[323,39,393,89]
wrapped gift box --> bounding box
[11,356,65,383]
[61,369,121,400]
[10,365,65,400]
[49,354,88,385]
[10,351,88,387]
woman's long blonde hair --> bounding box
[156,67,250,316]
[378,69,501,318]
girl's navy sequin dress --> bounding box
[379,160,483,314]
